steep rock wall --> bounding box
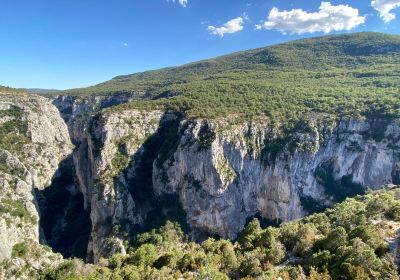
[52,93,139,124]
[0,93,72,260]
[73,109,400,261]
[71,109,166,261]
[154,116,400,239]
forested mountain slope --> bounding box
[59,32,400,122]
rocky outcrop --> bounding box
[0,240,63,280]
[71,108,400,261]
[153,115,400,239]
[0,93,72,260]
[71,109,166,261]
[52,92,139,124]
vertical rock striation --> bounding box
[0,92,72,260]
[70,108,400,261]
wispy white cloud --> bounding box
[123,43,128,47]
[167,0,188,7]
[208,16,245,37]
[256,2,365,35]
[371,0,400,22]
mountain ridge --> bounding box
[60,32,400,97]
[50,32,400,126]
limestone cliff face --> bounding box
[0,93,72,260]
[52,93,139,124]
[72,108,400,261]
[71,109,165,261]
[153,116,400,239]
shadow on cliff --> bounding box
[36,155,91,259]
[116,112,191,237]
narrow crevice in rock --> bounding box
[36,156,91,259]
[121,113,191,236]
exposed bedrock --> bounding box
[68,107,400,261]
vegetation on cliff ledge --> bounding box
[0,105,29,152]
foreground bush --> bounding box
[33,188,400,279]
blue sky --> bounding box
[0,0,399,90]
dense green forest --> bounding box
[61,32,400,123]
[4,188,399,279]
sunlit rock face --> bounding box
[153,116,399,239]
[52,92,138,124]
[0,93,72,260]
[73,107,400,261]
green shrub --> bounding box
[128,244,158,267]
[349,224,383,250]
[265,241,286,265]
[292,224,316,257]
[118,265,141,280]
[237,254,262,278]
[12,242,28,258]
[321,227,348,251]
[177,249,206,272]
[238,218,263,251]
[0,198,36,224]
[41,259,85,280]
[197,123,216,150]
[386,203,400,221]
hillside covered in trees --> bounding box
[59,32,400,124]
